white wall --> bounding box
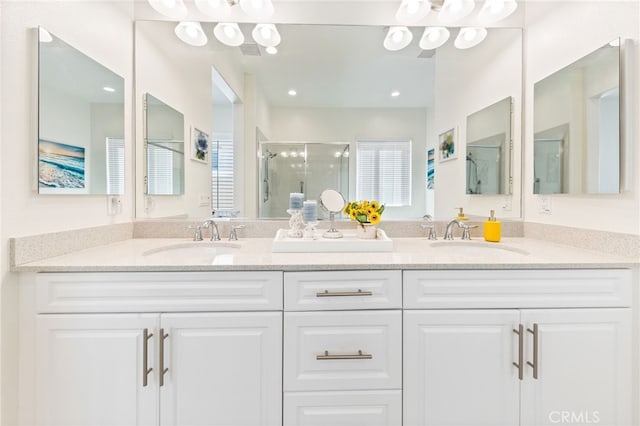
[434,27,523,219]
[1,2,135,423]
[269,106,429,219]
[523,1,640,235]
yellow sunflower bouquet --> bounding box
[343,200,385,225]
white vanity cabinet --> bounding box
[283,270,403,426]
[403,269,633,426]
[23,272,283,426]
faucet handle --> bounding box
[421,224,437,240]
[229,225,245,241]
[188,224,203,241]
[460,224,479,240]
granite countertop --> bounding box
[11,236,639,272]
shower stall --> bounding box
[259,142,349,218]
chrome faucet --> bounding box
[228,225,245,241]
[444,219,477,240]
[202,219,221,241]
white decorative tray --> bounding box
[272,228,393,253]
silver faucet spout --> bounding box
[443,219,462,240]
[202,219,221,241]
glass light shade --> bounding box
[395,0,431,24]
[239,0,274,19]
[419,27,450,50]
[454,27,488,49]
[175,22,208,47]
[438,0,475,24]
[194,0,231,19]
[383,26,414,51]
[252,24,281,47]
[213,22,245,47]
[147,0,188,19]
[478,0,518,23]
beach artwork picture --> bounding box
[38,139,86,191]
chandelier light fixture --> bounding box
[478,0,518,23]
[148,0,188,19]
[149,0,278,49]
[174,21,208,46]
[395,0,432,25]
[454,27,488,49]
[419,27,450,50]
[384,26,414,51]
[438,0,476,24]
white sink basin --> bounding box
[430,241,530,257]
[142,242,241,263]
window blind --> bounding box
[356,140,412,206]
[105,138,124,195]
[212,139,234,209]
[147,141,175,195]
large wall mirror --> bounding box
[466,97,512,195]
[134,21,523,219]
[144,93,185,195]
[38,27,124,194]
[533,39,620,194]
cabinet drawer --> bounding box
[284,311,401,391]
[35,271,283,313]
[284,390,402,426]
[403,269,632,309]
[284,270,401,311]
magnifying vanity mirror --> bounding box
[38,27,124,194]
[320,189,347,239]
[144,93,185,195]
[466,96,512,195]
[533,39,621,194]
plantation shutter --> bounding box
[106,137,124,195]
[146,141,174,195]
[211,139,234,209]
[356,140,412,206]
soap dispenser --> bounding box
[455,207,468,221]
[484,210,501,242]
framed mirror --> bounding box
[465,96,512,195]
[38,27,124,194]
[533,39,620,194]
[144,93,185,195]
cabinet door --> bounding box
[36,314,158,426]
[520,308,631,426]
[404,310,520,426]
[160,312,282,426]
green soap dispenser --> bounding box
[484,210,501,242]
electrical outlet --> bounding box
[502,196,512,211]
[539,196,552,214]
[107,196,122,216]
[199,193,211,207]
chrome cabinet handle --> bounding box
[316,350,373,360]
[159,328,169,386]
[512,324,524,380]
[315,289,373,297]
[527,323,539,379]
[142,328,153,387]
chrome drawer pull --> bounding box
[316,289,373,297]
[142,328,153,387]
[527,323,539,379]
[159,328,169,386]
[316,350,373,360]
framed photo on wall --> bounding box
[191,127,209,163]
[438,127,457,162]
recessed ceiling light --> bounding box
[265,46,278,55]
[103,86,115,92]
[391,91,400,97]
[288,89,297,96]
